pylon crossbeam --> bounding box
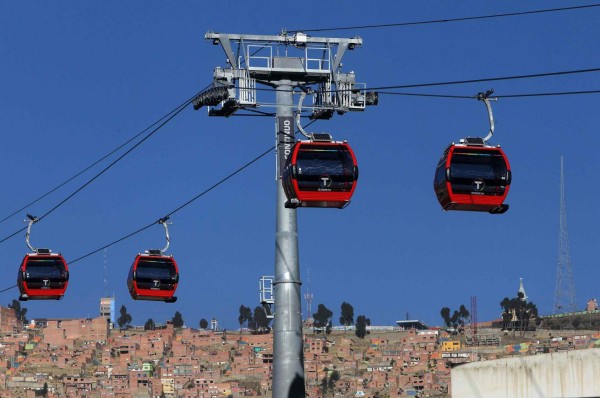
[205,31,370,118]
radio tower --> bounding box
[304,268,314,321]
[553,156,576,313]
[470,296,478,345]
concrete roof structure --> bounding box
[395,320,428,330]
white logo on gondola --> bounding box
[320,175,332,190]
[153,280,160,288]
[473,178,485,192]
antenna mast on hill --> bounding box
[470,296,478,345]
[553,156,577,313]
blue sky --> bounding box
[1,1,599,329]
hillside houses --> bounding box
[1,305,598,397]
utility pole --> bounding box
[196,30,376,397]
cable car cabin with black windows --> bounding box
[17,250,69,301]
[434,141,511,214]
[282,140,359,209]
[127,251,179,303]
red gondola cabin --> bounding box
[127,251,179,303]
[17,250,69,301]
[434,139,511,214]
[282,140,359,208]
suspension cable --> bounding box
[68,145,275,265]
[0,91,200,246]
[0,89,207,226]
[288,4,600,33]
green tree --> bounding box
[117,305,132,329]
[248,312,257,332]
[501,308,513,330]
[35,382,48,397]
[144,318,156,331]
[172,311,184,328]
[339,302,354,328]
[8,299,27,325]
[356,315,369,338]
[238,305,252,332]
[320,375,328,396]
[252,306,271,334]
[199,318,209,329]
[459,304,470,321]
[313,304,333,333]
[440,307,451,327]
[328,370,340,396]
[500,291,539,335]
[440,305,469,332]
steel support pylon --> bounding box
[273,81,305,397]
[199,31,374,397]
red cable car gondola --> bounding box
[18,251,69,301]
[282,135,359,209]
[433,90,511,214]
[127,218,179,303]
[17,215,69,301]
[434,139,511,214]
[127,252,179,302]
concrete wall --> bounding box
[452,348,600,398]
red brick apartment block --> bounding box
[305,337,328,354]
[0,306,18,334]
[41,317,109,346]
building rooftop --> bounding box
[395,320,428,330]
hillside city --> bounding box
[1,293,600,398]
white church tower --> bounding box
[518,278,528,302]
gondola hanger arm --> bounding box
[24,214,39,253]
[157,216,171,254]
[477,89,497,143]
[296,88,312,139]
